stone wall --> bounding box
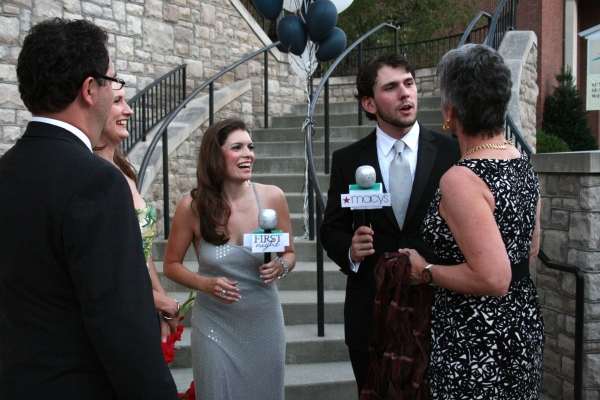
[0,0,306,155]
[531,151,600,400]
[499,31,539,152]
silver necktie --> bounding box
[389,140,412,229]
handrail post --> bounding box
[209,82,214,126]
[264,50,269,128]
[162,126,170,239]
[324,78,330,174]
[316,202,324,337]
[357,42,363,126]
[308,75,315,240]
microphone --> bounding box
[356,166,376,226]
[258,209,278,263]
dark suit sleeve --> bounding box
[320,150,356,274]
[62,163,177,399]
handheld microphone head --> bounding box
[258,209,278,230]
[355,165,376,189]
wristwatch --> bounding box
[422,264,434,285]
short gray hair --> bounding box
[436,44,512,138]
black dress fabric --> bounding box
[422,155,545,399]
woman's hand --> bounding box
[204,277,240,304]
[259,259,283,284]
[400,248,428,286]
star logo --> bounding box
[343,197,350,203]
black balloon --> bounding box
[315,27,347,62]
[306,0,338,42]
[253,0,283,21]
[277,15,308,56]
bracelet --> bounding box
[163,298,180,320]
[275,256,289,279]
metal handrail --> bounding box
[459,11,492,46]
[137,41,281,238]
[538,252,584,400]
[486,0,518,49]
[124,65,186,153]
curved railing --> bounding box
[124,65,186,153]
[136,42,280,238]
[459,11,492,46]
[486,0,519,49]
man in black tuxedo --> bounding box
[0,19,177,399]
[320,53,460,395]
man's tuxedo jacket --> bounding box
[0,122,177,399]
[321,124,460,351]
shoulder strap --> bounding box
[251,182,262,212]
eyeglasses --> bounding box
[98,75,125,90]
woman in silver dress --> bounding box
[402,44,544,399]
[164,118,295,399]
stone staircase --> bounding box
[151,95,444,399]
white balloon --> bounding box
[288,44,317,77]
[330,0,353,13]
[282,0,301,12]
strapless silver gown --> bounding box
[191,239,285,400]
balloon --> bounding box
[277,15,308,56]
[288,45,317,77]
[253,0,283,21]
[306,0,338,42]
[330,0,354,13]
[315,27,347,62]
[282,0,300,12]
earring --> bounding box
[246,180,251,187]
[443,119,450,131]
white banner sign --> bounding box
[244,231,290,253]
[341,192,391,209]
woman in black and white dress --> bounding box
[403,44,545,399]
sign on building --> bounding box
[580,25,600,111]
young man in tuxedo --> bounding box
[0,18,177,399]
[320,52,460,395]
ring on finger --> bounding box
[219,289,227,298]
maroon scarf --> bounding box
[360,252,434,400]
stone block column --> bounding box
[531,151,600,400]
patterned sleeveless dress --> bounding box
[191,184,285,399]
[422,155,545,399]
[136,202,157,265]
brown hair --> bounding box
[93,144,138,186]
[192,118,248,245]
[361,252,434,400]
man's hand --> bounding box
[350,225,375,263]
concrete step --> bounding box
[280,290,345,325]
[251,173,330,195]
[253,140,353,158]
[292,101,361,115]
[252,155,329,174]
[272,113,377,129]
[251,125,373,142]
[169,362,357,400]
[167,323,348,369]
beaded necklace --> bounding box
[460,139,513,161]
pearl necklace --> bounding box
[460,139,513,161]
